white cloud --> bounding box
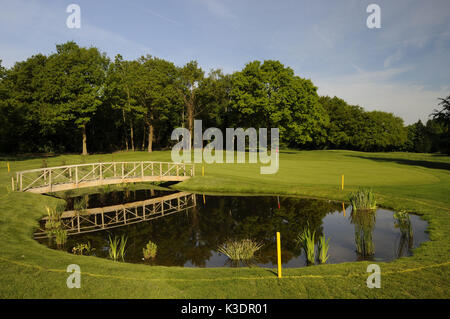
[316,68,448,124]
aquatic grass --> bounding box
[394,211,414,257]
[73,197,87,213]
[349,188,377,211]
[44,205,66,245]
[108,235,120,261]
[54,229,67,247]
[297,227,316,265]
[118,234,128,261]
[143,240,157,260]
[318,235,330,264]
[217,239,263,261]
[351,210,376,256]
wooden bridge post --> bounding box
[100,164,103,184]
[160,163,162,178]
[141,162,144,177]
[75,166,78,186]
[49,169,52,192]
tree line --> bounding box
[0,41,448,154]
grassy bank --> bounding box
[0,150,449,298]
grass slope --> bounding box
[0,150,449,298]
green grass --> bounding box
[0,149,449,298]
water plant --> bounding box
[394,211,414,257]
[349,188,377,211]
[108,235,127,261]
[73,197,87,214]
[297,227,316,265]
[54,229,67,247]
[72,242,95,255]
[44,204,67,246]
[143,240,158,260]
[217,239,263,261]
[317,235,330,264]
[351,209,376,257]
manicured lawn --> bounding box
[0,150,449,298]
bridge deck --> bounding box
[15,161,195,193]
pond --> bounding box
[37,187,429,268]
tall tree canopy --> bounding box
[41,42,109,154]
[229,60,328,147]
[0,41,447,155]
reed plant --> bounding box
[317,235,330,264]
[349,188,377,211]
[109,235,127,261]
[143,240,158,260]
[44,205,66,246]
[73,197,87,214]
[54,229,67,247]
[217,239,263,261]
[298,227,316,265]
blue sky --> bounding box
[1,0,449,124]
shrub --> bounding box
[143,240,158,260]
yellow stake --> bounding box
[341,174,344,190]
[342,202,345,217]
[203,194,206,204]
[7,162,10,173]
[276,232,282,278]
[202,165,205,176]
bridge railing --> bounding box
[15,161,195,193]
[34,191,196,237]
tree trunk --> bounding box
[141,123,146,151]
[82,124,88,155]
[130,120,135,151]
[147,123,154,152]
[147,113,154,153]
[122,109,128,151]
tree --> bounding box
[432,95,450,153]
[229,60,328,147]
[105,55,145,151]
[179,61,204,148]
[133,55,180,152]
[42,42,109,155]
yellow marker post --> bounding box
[276,232,282,278]
[342,202,346,217]
[341,174,344,190]
[202,165,205,176]
[203,194,206,204]
[7,162,10,173]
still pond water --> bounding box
[39,188,428,268]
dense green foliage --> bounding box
[0,42,448,154]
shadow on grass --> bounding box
[347,154,450,171]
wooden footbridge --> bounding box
[15,161,195,193]
[34,191,196,238]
